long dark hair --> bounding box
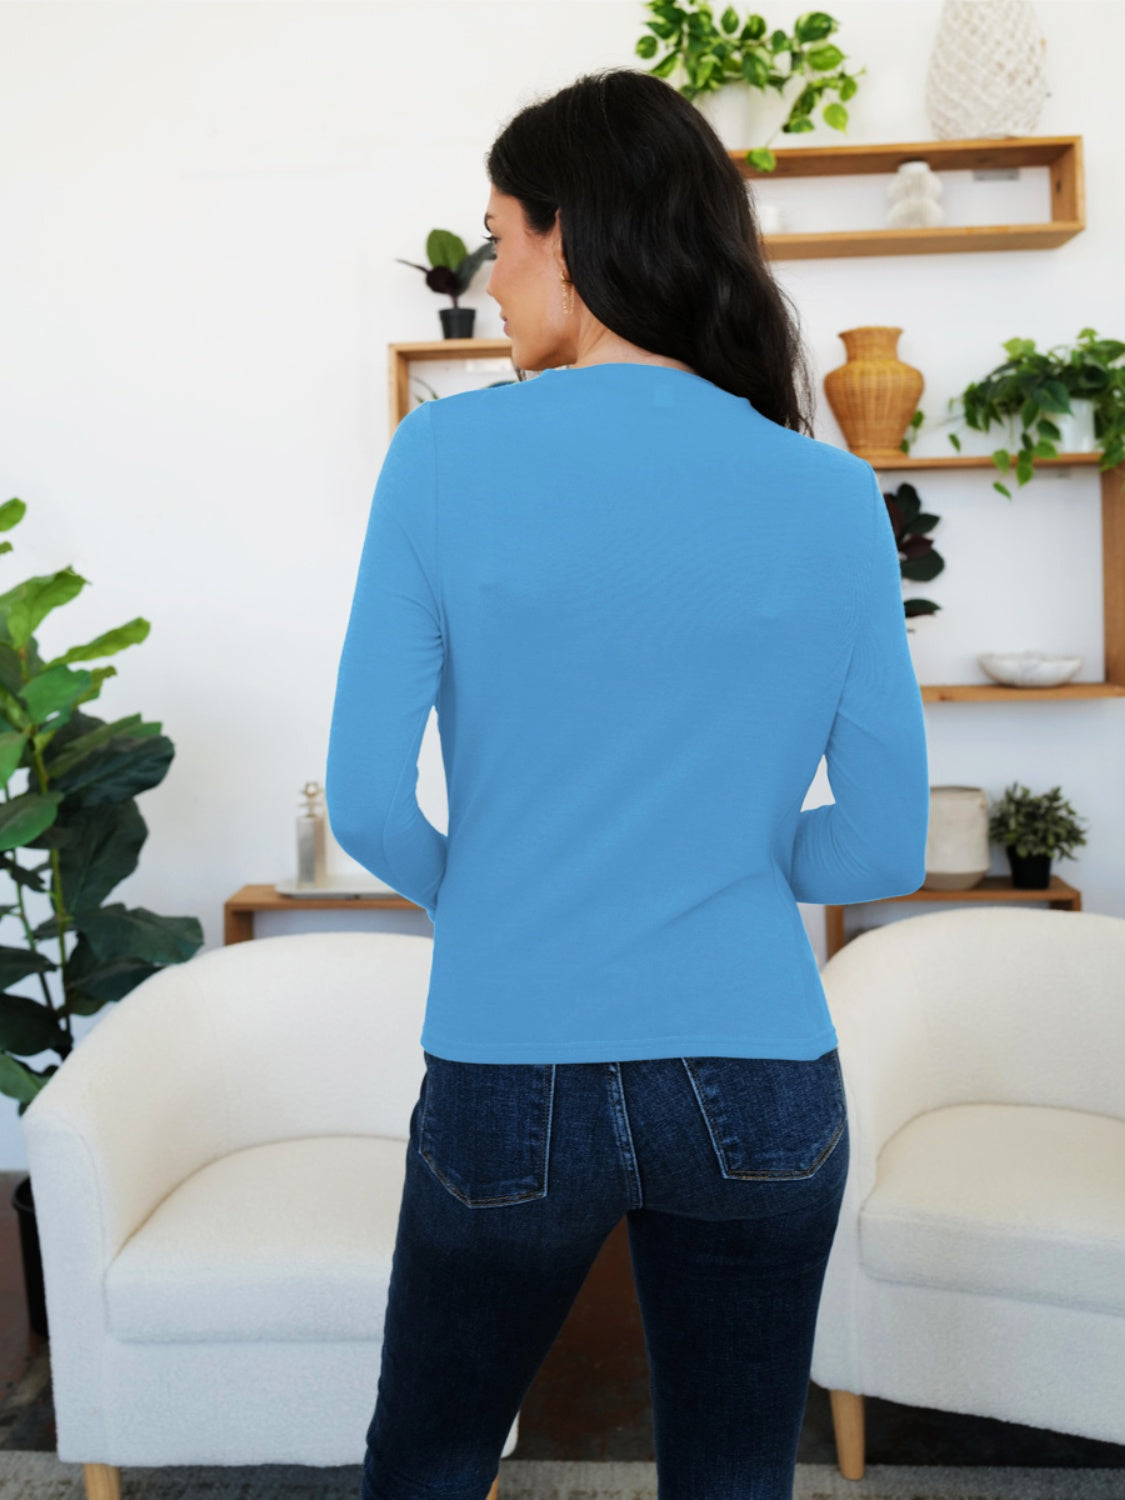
[485,66,815,434]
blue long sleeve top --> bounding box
[326,362,930,1063]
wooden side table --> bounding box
[223,883,422,944]
[823,874,1082,960]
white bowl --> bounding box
[977,651,1084,687]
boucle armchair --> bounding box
[20,929,519,1500]
[810,905,1125,1479]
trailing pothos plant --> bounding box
[882,480,945,627]
[902,329,1125,498]
[0,497,203,1117]
[635,5,864,170]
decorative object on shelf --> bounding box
[750,191,787,236]
[295,779,327,889]
[0,495,205,1335]
[886,160,944,229]
[1054,398,1099,454]
[978,651,1083,688]
[635,4,864,170]
[395,229,496,339]
[925,0,1050,140]
[923,786,991,891]
[988,781,1088,890]
[740,136,1084,261]
[824,326,924,465]
[907,328,1125,495]
[880,480,945,628]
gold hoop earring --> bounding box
[559,270,574,315]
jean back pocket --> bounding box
[418,1051,556,1207]
[683,1048,847,1180]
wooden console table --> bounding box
[223,883,422,944]
[824,874,1082,960]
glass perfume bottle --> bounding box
[296,780,327,889]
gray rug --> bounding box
[3,1453,1125,1499]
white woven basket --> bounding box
[925,0,1050,139]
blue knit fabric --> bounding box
[327,363,929,1061]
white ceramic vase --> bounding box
[923,785,991,891]
[1055,398,1098,454]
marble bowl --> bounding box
[977,651,1084,688]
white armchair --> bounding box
[19,929,519,1500]
[810,905,1125,1479]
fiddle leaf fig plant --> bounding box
[395,229,496,309]
[988,782,1088,863]
[635,5,864,171]
[0,496,204,1117]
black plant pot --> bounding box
[439,306,476,339]
[11,1175,49,1338]
[1006,847,1052,889]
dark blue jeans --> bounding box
[362,1048,849,1500]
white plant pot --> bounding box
[694,81,791,152]
[924,785,991,891]
[694,84,756,148]
[1055,397,1098,454]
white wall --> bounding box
[0,1,1120,1170]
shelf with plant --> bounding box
[902,329,1125,497]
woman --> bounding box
[326,66,929,1500]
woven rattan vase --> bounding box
[823,327,924,463]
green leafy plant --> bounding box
[635,5,865,171]
[0,497,204,1116]
[882,481,944,625]
[902,328,1125,498]
[988,781,1088,862]
[395,229,496,309]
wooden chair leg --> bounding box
[829,1388,865,1480]
[486,1477,499,1500]
[84,1463,121,1500]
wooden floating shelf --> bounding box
[884,453,1125,701]
[865,452,1116,472]
[921,682,1125,702]
[758,224,1082,259]
[824,875,1081,957]
[732,135,1085,260]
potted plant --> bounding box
[882,480,945,629]
[902,328,1125,497]
[395,230,497,339]
[0,496,204,1336]
[635,4,864,170]
[988,781,1089,889]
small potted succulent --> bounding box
[988,781,1089,889]
[395,229,497,338]
[903,328,1125,497]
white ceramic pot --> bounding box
[1054,397,1098,454]
[694,84,756,149]
[694,81,791,152]
[923,785,991,891]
